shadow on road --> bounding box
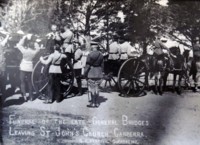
[98,96,108,105]
[3,96,25,108]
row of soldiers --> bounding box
[0,20,108,108]
[0,22,84,103]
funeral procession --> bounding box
[1,0,200,145]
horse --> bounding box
[140,52,168,95]
[163,46,188,94]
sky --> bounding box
[156,0,168,7]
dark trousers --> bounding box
[6,67,20,92]
[74,69,82,94]
[20,71,34,99]
[0,71,6,100]
[88,79,101,106]
[48,73,61,102]
[106,60,120,76]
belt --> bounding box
[109,52,118,54]
[52,64,60,66]
[91,65,101,67]
[121,52,127,54]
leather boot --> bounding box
[87,94,95,108]
[77,78,82,96]
[94,94,99,108]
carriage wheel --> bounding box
[31,56,74,98]
[117,58,147,96]
[32,56,49,94]
[101,72,118,90]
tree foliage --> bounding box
[1,0,198,52]
[167,0,200,47]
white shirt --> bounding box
[119,42,130,60]
[74,48,83,69]
[60,29,74,43]
[108,41,120,60]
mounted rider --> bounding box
[153,36,172,70]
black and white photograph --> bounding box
[0,0,200,144]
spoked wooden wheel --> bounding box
[101,73,118,90]
[31,56,74,98]
[32,56,49,94]
[117,58,147,96]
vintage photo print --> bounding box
[0,0,200,144]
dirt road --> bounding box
[1,89,200,145]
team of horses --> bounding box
[141,46,192,95]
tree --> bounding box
[167,0,200,47]
[121,0,164,54]
[0,0,60,35]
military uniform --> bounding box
[108,41,120,60]
[84,44,104,108]
[153,39,171,70]
[60,28,74,61]
[119,42,129,60]
[107,41,121,76]
[73,45,83,96]
[40,46,66,103]
[127,45,140,58]
[191,43,200,91]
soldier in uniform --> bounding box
[119,40,129,65]
[60,24,74,61]
[153,36,171,70]
[191,38,200,91]
[108,38,121,76]
[127,43,140,58]
[0,34,10,102]
[46,24,62,52]
[84,42,104,108]
[40,43,67,103]
[72,42,83,96]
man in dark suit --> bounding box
[84,42,104,108]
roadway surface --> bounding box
[1,84,200,145]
